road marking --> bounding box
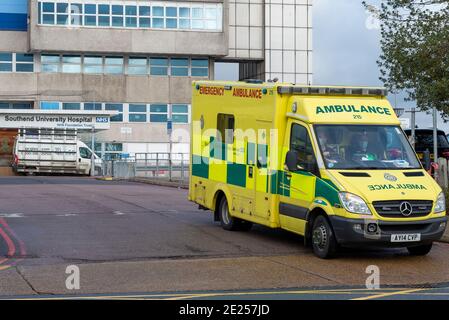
[56,214,78,217]
[113,211,126,216]
[352,288,425,300]
[0,214,24,218]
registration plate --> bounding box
[390,233,421,242]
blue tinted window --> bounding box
[16,64,34,72]
[139,6,150,16]
[40,102,60,110]
[129,114,147,122]
[12,103,32,109]
[42,2,55,12]
[191,59,209,67]
[152,18,164,28]
[150,114,167,122]
[84,103,102,110]
[98,16,110,26]
[150,58,168,66]
[112,5,123,15]
[110,114,123,122]
[179,8,190,17]
[166,18,177,29]
[0,53,12,62]
[125,17,137,27]
[171,58,188,67]
[126,6,137,15]
[85,16,96,26]
[150,105,167,113]
[172,68,188,76]
[172,105,188,113]
[191,68,208,77]
[166,7,177,17]
[56,15,68,25]
[85,4,96,14]
[43,14,55,24]
[173,114,188,123]
[62,103,81,110]
[139,18,151,27]
[105,104,123,112]
[150,67,167,75]
[129,104,147,112]
[153,6,164,16]
[112,16,123,27]
[56,3,68,13]
[0,63,12,72]
[98,4,110,14]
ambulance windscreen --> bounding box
[314,125,421,170]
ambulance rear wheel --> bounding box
[219,196,240,231]
[407,243,433,256]
[311,215,337,259]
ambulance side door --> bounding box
[278,120,318,235]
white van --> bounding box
[12,128,103,175]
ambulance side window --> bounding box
[217,113,235,144]
[290,124,317,173]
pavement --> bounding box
[0,176,448,299]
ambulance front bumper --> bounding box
[329,216,448,247]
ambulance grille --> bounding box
[372,200,433,218]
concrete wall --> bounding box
[0,31,28,52]
[28,0,229,57]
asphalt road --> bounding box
[0,176,449,299]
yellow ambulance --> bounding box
[188,80,447,258]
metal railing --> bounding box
[100,152,190,184]
[134,152,190,183]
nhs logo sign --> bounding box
[96,117,109,123]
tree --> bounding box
[363,0,449,118]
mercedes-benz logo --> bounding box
[384,173,397,182]
[399,202,413,217]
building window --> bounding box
[128,57,148,75]
[62,102,81,110]
[172,104,189,123]
[150,104,168,122]
[41,54,60,73]
[15,54,34,72]
[111,5,124,27]
[129,104,147,122]
[62,55,81,73]
[104,56,124,74]
[0,53,13,72]
[0,102,33,109]
[170,58,189,76]
[105,103,123,122]
[38,1,222,31]
[98,4,110,26]
[83,56,103,74]
[191,58,208,77]
[84,103,102,110]
[150,57,168,76]
[40,101,60,110]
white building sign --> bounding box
[0,110,116,130]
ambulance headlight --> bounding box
[338,192,371,215]
[434,192,446,213]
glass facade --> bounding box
[38,1,223,31]
[39,54,208,77]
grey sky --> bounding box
[216,0,449,132]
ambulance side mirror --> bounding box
[285,150,299,172]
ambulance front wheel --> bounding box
[311,215,338,259]
[219,196,244,231]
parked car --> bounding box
[404,129,449,161]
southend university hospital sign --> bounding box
[0,110,117,130]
